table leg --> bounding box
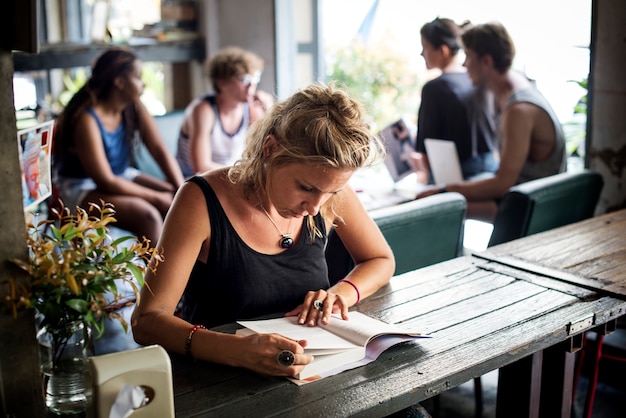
[496,351,542,418]
[539,342,575,418]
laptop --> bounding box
[424,138,463,185]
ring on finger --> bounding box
[313,299,324,311]
[276,350,296,367]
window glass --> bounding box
[322,0,591,159]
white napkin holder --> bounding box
[89,344,174,417]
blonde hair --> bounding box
[228,83,384,237]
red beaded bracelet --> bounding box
[185,324,207,360]
[339,279,361,304]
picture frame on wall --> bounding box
[17,121,54,212]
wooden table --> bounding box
[482,208,626,297]
[171,209,626,417]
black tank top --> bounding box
[181,176,330,328]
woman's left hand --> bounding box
[284,289,350,326]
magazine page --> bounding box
[237,312,427,385]
[295,345,365,380]
[320,311,423,347]
[237,316,359,351]
[289,335,417,385]
[235,327,352,356]
[235,325,365,380]
[238,312,422,350]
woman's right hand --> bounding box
[234,333,313,377]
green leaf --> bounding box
[127,263,145,287]
[112,235,138,247]
[66,298,88,314]
[6,200,160,344]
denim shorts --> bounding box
[55,167,141,209]
[461,152,499,180]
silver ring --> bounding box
[313,300,324,311]
[276,350,295,367]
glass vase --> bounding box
[37,320,92,415]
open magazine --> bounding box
[237,311,428,384]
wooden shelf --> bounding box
[12,37,206,72]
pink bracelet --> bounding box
[339,279,361,304]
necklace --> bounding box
[259,204,294,249]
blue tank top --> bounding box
[57,108,131,178]
[85,108,131,176]
[180,176,330,328]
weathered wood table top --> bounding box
[171,210,626,417]
[482,208,626,297]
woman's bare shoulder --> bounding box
[204,169,250,209]
[73,111,101,140]
[331,185,368,225]
[198,169,236,196]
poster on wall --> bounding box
[17,120,54,212]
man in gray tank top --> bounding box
[415,21,566,222]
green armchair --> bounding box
[488,169,604,247]
[326,191,467,282]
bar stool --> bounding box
[573,322,626,418]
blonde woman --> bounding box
[133,84,395,377]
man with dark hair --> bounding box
[416,21,566,222]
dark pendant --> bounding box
[280,235,294,249]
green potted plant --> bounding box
[2,200,162,415]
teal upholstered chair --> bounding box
[133,110,185,180]
[488,169,604,247]
[326,191,467,282]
